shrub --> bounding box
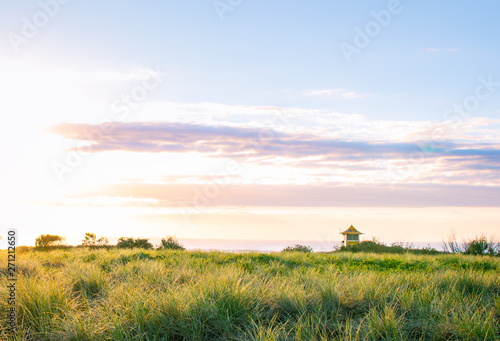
[282,244,312,253]
[117,237,153,249]
[158,236,185,251]
[341,240,401,254]
[116,237,135,249]
[339,240,439,255]
[442,232,499,256]
[464,236,498,256]
[134,238,154,249]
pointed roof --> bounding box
[340,225,363,235]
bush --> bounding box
[442,232,499,256]
[282,244,312,253]
[340,240,396,254]
[158,236,185,251]
[35,234,65,249]
[134,239,154,249]
[464,236,498,256]
[117,237,153,249]
[340,240,440,255]
[116,237,135,249]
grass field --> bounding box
[1,249,499,340]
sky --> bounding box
[0,0,499,247]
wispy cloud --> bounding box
[302,89,367,99]
[47,121,432,157]
[48,121,500,186]
[67,183,500,208]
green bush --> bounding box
[158,236,185,250]
[443,233,499,256]
[341,241,401,254]
[117,237,153,249]
[282,244,312,253]
[340,240,440,255]
[464,236,498,256]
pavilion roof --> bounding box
[340,225,363,235]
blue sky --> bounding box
[3,0,500,118]
[1,0,499,246]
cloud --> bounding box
[48,121,430,158]
[67,183,500,208]
[48,121,500,186]
[302,89,366,99]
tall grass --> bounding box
[0,249,498,340]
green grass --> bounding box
[0,249,499,340]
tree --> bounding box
[81,233,109,248]
[158,236,185,251]
[35,234,65,248]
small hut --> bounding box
[340,225,363,246]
